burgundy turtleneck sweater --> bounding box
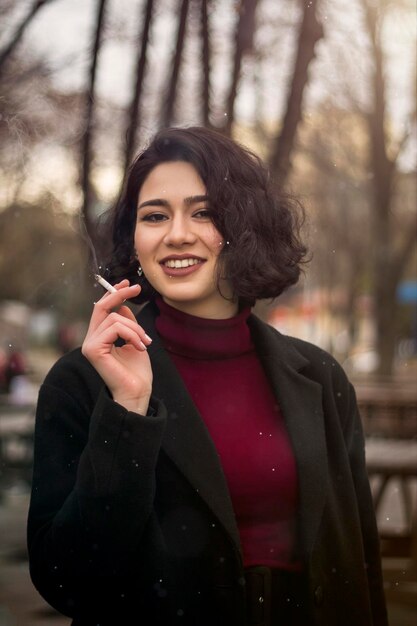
[155,298,301,571]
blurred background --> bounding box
[0,0,416,624]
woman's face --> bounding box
[134,161,237,319]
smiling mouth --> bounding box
[162,258,204,268]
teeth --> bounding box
[164,258,201,268]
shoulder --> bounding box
[286,334,341,370]
[287,334,352,393]
[251,314,351,392]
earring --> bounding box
[137,265,143,277]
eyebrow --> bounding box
[137,194,209,210]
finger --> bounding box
[117,305,137,322]
[99,278,129,298]
[118,306,152,344]
[99,322,148,352]
[92,311,151,346]
[98,284,141,309]
[115,279,130,288]
[89,284,142,328]
[88,322,148,354]
[99,278,130,300]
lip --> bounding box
[160,259,206,278]
[161,263,204,277]
[159,253,206,277]
[159,254,205,263]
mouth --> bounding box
[159,255,206,276]
[162,258,203,268]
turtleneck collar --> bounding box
[155,297,254,360]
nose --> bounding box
[163,215,196,247]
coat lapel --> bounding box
[247,315,328,559]
[138,303,242,554]
[138,303,328,561]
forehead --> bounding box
[139,161,205,200]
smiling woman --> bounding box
[135,161,235,319]
[27,126,388,626]
[106,126,306,307]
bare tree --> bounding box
[160,0,190,128]
[0,0,57,73]
[223,0,259,135]
[200,0,211,127]
[360,0,417,375]
[268,0,323,184]
[81,0,108,243]
[124,0,155,171]
[306,135,370,356]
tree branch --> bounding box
[160,0,189,128]
[200,0,211,127]
[222,0,259,135]
[359,0,392,188]
[81,0,108,243]
[124,0,155,171]
[268,0,324,185]
[0,0,56,73]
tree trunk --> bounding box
[160,0,189,128]
[374,279,398,376]
[124,0,155,171]
[0,0,55,73]
[81,0,107,244]
[200,0,211,127]
[268,0,323,185]
[223,0,259,135]
[360,0,415,376]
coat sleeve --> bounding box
[27,353,167,615]
[343,382,388,626]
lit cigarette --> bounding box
[94,274,117,294]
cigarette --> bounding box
[94,274,117,294]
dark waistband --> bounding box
[244,566,309,626]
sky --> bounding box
[1,0,415,208]
[3,0,416,124]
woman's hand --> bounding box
[82,280,153,414]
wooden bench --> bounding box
[356,382,417,439]
[366,439,417,606]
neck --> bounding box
[161,297,239,320]
[155,296,253,359]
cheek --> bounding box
[134,227,151,259]
[206,225,224,254]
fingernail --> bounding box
[139,341,147,351]
[144,334,152,343]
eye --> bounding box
[139,212,168,223]
[193,208,212,220]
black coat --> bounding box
[27,302,388,625]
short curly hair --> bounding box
[104,126,307,305]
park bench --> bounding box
[356,379,417,605]
[356,381,417,439]
[366,439,417,606]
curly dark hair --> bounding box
[103,126,307,305]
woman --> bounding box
[28,127,387,626]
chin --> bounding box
[156,280,213,302]
[163,291,209,305]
